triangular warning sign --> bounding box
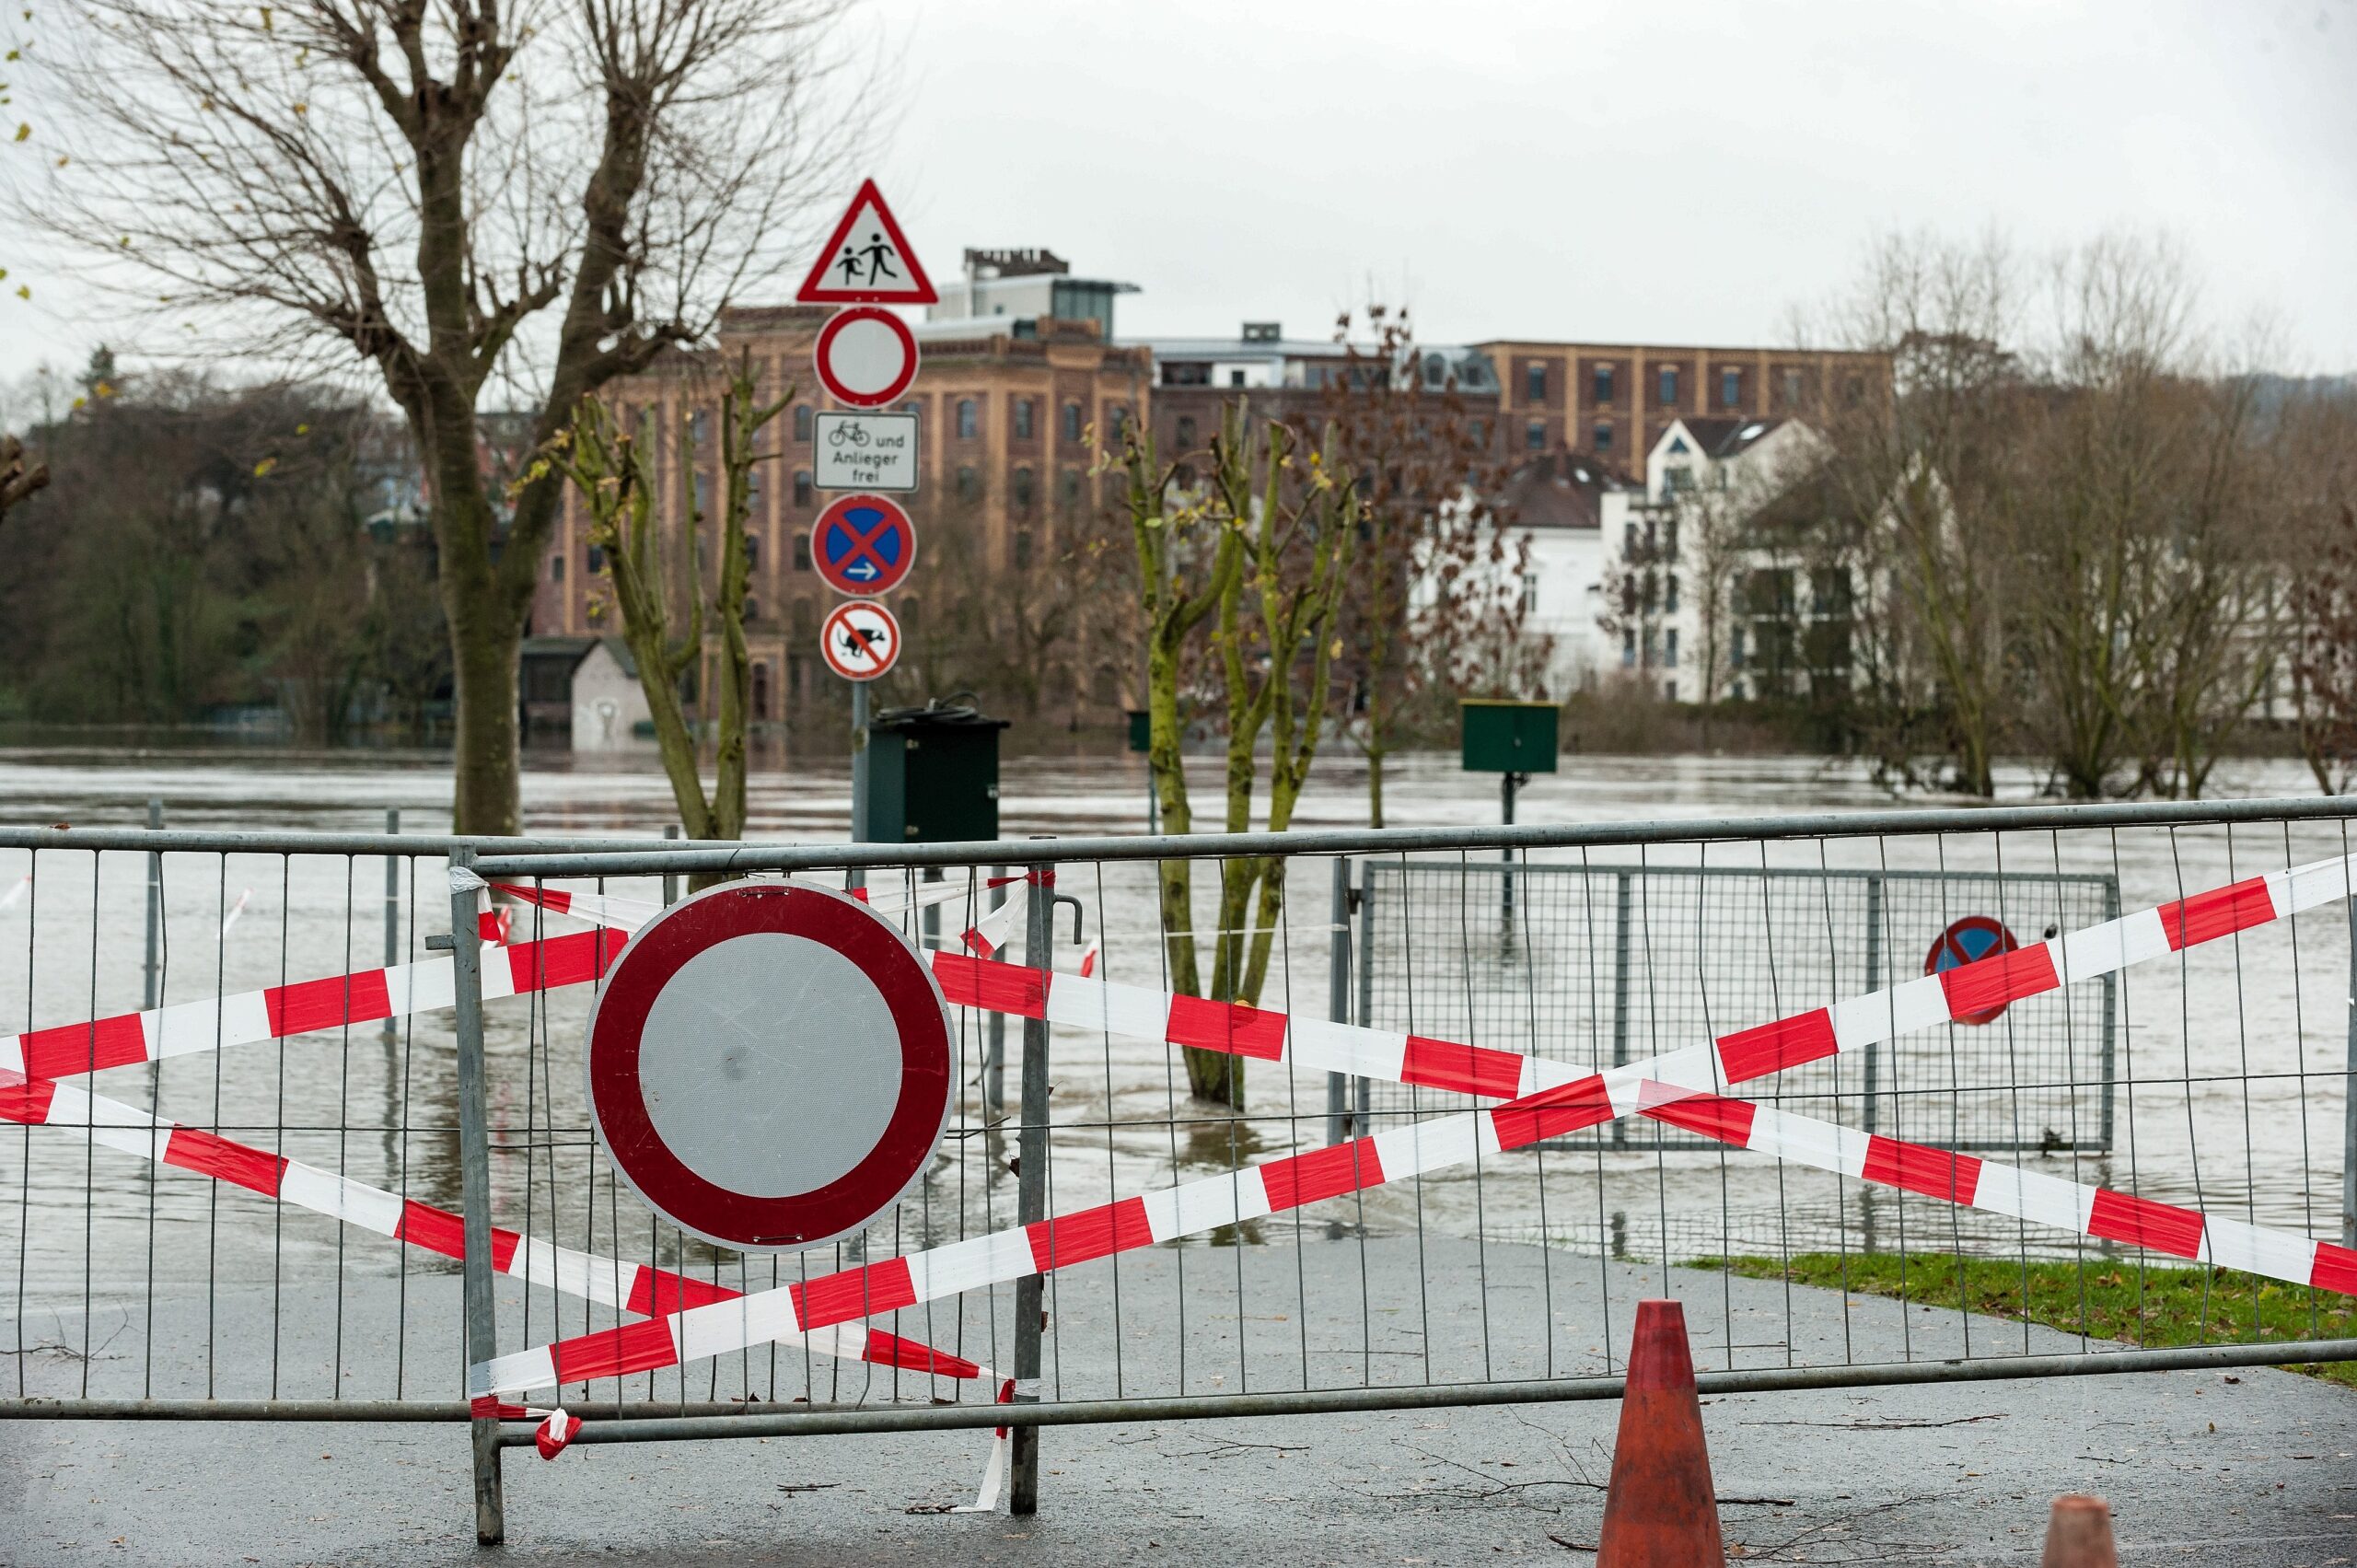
[795,180,937,306]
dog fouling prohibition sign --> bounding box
[819,598,900,681]
[585,881,954,1250]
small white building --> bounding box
[520,636,653,750]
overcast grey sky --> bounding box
[856,0,2357,364]
[5,0,2353,385]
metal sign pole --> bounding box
[849,680,871,890]
[1009,854,1054,1515]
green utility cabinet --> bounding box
[1458,699,1560,775]
[863,703,1011,842]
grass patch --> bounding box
[1687,1252,2357,1391]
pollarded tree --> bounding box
[545,351,786,865]
[1120,403,1356,1107]
[15,0,856,832]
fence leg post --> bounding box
[985,865,1008,1117]
[1009,858,1054,1516]
[1862,874,1883,1137]
[1327,856,1352,1146]
[662,823,681,906]
[381,808,401,1046]
[2345,895,2356,1249]
[142,798,162,1010]
[1610,872,1632,1150]
[447,847,505,1544]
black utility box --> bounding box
[863,702,1011,842]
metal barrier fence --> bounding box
[1347,859,2120,1155]
[6,796,2357,1547]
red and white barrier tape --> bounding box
[0,926,629,1081]
[0,1067,984,1386]
[470,848,2357,1396]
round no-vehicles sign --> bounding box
[586,881,953,1251]
[814,307,919,408]
[820,598,900,681]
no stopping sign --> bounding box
[585,880,952,1251]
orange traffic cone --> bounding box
[1596,1298,1724,1566]
[2040,1494,2119,1567]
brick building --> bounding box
[529,298,1151,721]
[1475,339,1887,470]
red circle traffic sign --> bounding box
[814,307,919,407]
[586,880,953,1251]
[819,598,900,681]
[1923,915,2021,1027]
[813,494,917,595]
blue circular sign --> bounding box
[813,493,916,595]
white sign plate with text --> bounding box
[813,411,919,494]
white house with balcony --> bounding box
[1592,415,1833,703]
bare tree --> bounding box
[1319,307,1515,826]
[17,0,855,831]
[1118,403,1356,1106]
[1816,234,2023,795]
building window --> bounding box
[1621,627,1636,668]
[1015,529,1033,571]
[957,465,981,502]
[792,530,811,572]
[1524,420,1545,451]
[743,597,761,624]
[1521,574,1539,615]
[691,471,712,517]
[1658,366,1679,406]
[1664,679,1678,703]
[1228,369,1246,388]
[752,662,771,720]
[1666,630,1680,666]
[1594,364,1615,403]
[746,465,764,516]
[1176,414,1197,450]
[956,398,978,439]
[1469,418,1486,448]
[1622,521,1638,552]
[1014,466,1035,512]
[552,553,565,583]
[1731,627,1746,668]
[1721,368,1742,408]
[1014,398,1036,439]
[1525,362,1547,402]
[1666,575,1679,613]
[793,470,813,508]
[1594,422,1613,452]
[1062,401,1083,441]
[743,532,760,571]
[586,544,605,574]
[689,410,712,447]
[1781,368,1804,409]
[1059,468,1082,515]
[794,404,813,442]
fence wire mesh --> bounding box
[3,803,2355,1467]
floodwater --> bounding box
[3,740,2351,1400]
